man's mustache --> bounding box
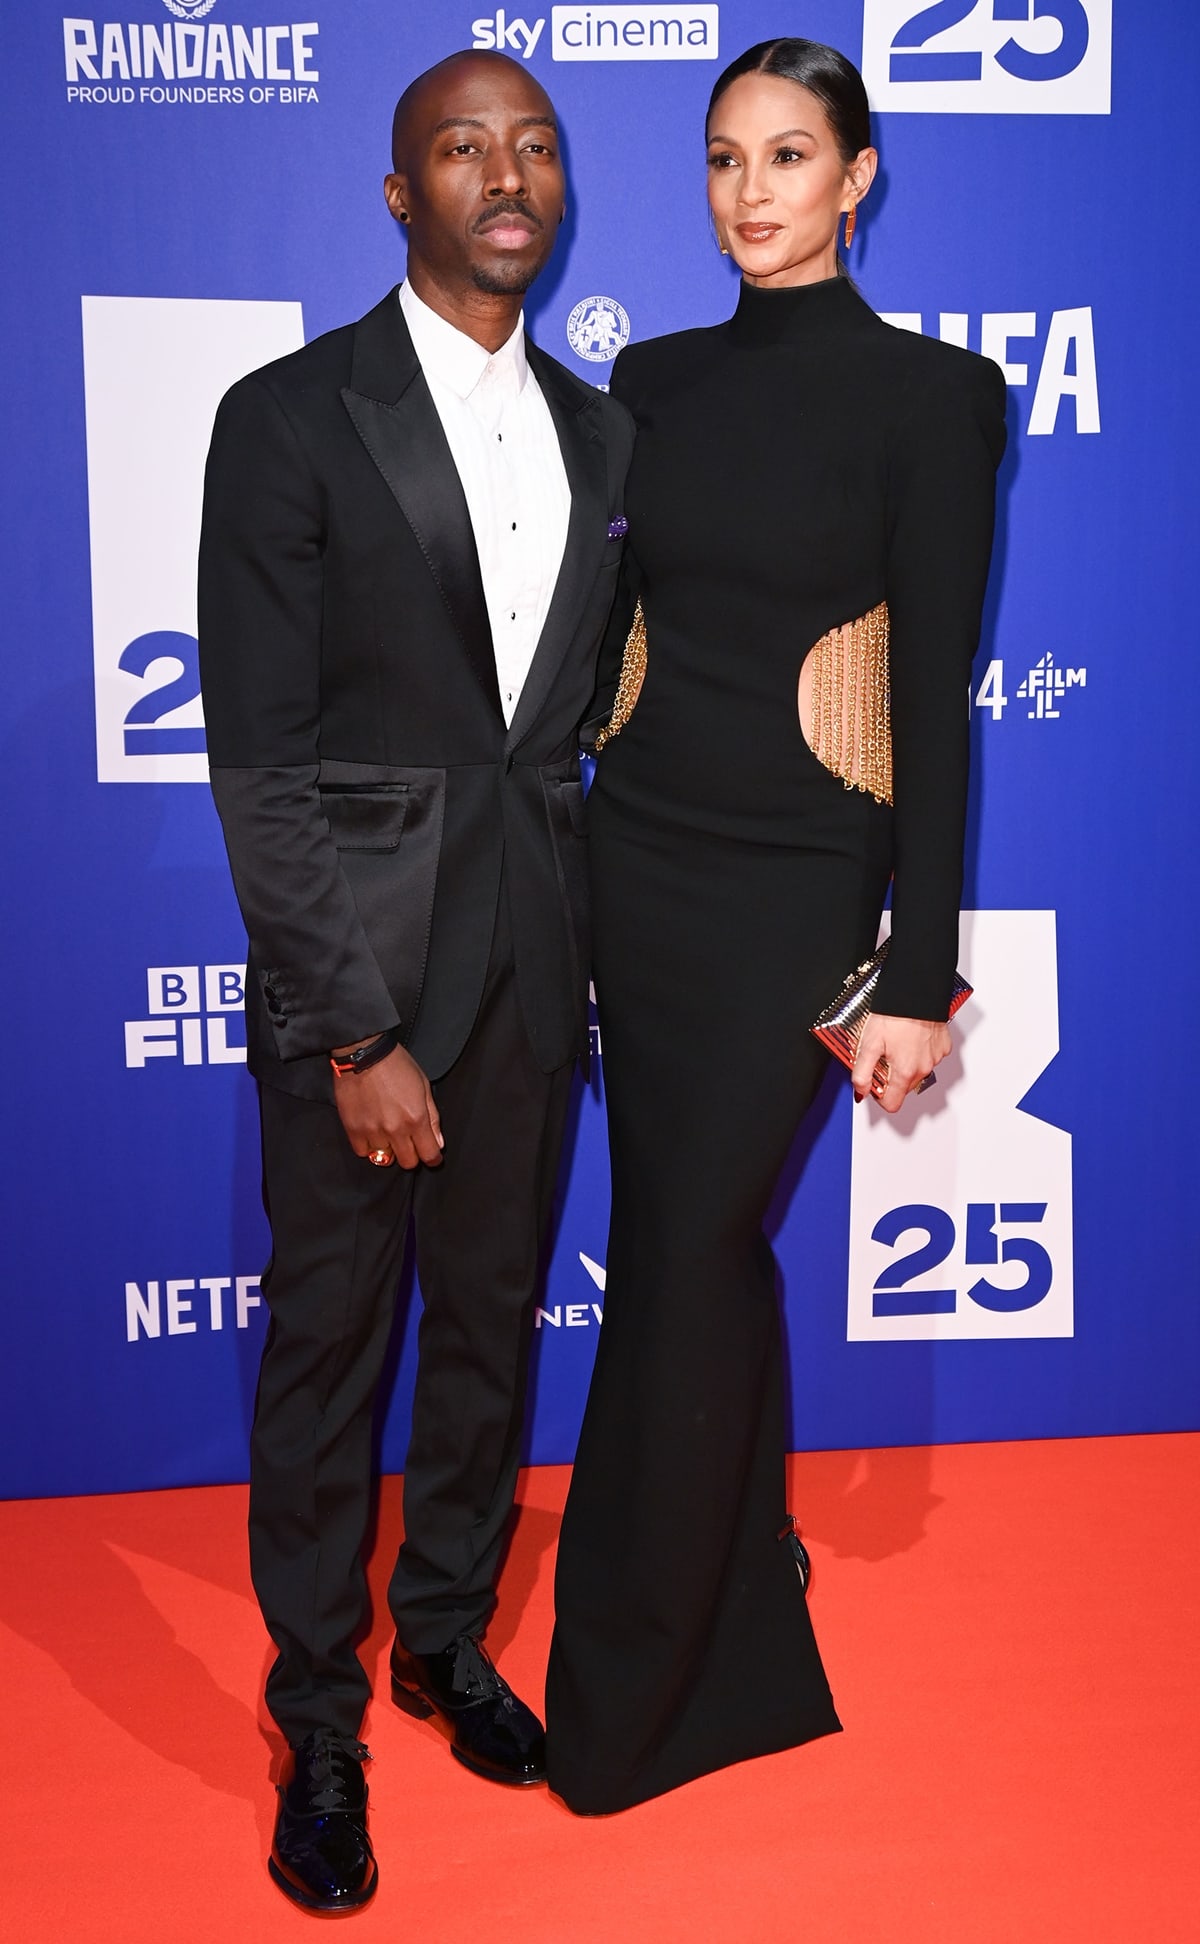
[473,201,544,234]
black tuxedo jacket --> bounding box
[198,288,633,1099]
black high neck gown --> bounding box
[546,276,1006,1814]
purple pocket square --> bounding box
[607,516,629,541]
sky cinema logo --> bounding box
[470,6,719,61]
[62,4,321,105]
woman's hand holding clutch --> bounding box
[851,1014,952,1114]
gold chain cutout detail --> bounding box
[593,599,647,752]
[808,600,892,806]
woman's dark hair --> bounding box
[706,37,871,164]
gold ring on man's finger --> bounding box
[367,1148,395,1168]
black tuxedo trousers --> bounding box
[252,879,573,1742]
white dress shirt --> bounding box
[399,280,571,726]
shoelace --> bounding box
[778,1514,812,1593]
[451,1636,506,1703]
[296,1732,371,1814]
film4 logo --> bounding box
[125,963,247,1068]
[972,652,1087,723]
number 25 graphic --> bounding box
[120,631,206,757]
[871,1202,1053,1315]
[890,1,1091,84]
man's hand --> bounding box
[332,1043,444,1169]
[851,1014,952,1116]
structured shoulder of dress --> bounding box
[875,315,1006,407]
[872,321,1007,469]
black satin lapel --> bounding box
[506,373,608,749]
[341,379,501,716]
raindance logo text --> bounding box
[63,7,321,105]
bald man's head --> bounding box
[391,49,549,172]
[383,49,565,311]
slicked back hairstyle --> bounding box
[706,37,871,165]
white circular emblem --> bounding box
[163,0,218,19]
[566,296,631,364]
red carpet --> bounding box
[4,1434,1198,1941]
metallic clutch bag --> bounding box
[811,938,972,1094]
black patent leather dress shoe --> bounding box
[391,1633,546,1785]
[268,1730,378,1913]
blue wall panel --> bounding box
[2,1,1196,1497]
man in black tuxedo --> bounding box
[198,49,631,1912]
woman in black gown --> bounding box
[546,39,1006,1814]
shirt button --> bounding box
[512,522,517,530]
[510,611,516,621]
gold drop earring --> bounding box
[843,202,857,249]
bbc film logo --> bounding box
[470,6,719,62]
[125,963,248,1068]
[63,3,321,106]
[861,0,1112,114]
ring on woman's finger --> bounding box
[367,1147,395,1168]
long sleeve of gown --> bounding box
[871,355,1007,1020]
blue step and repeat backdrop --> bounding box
[4,1,1197,1498]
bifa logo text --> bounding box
[125,964,247,1068]
[861,1,1111,114]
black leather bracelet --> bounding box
[329,1028,399,1078]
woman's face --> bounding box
[706,72,875,287]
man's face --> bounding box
[387,58,565,297]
